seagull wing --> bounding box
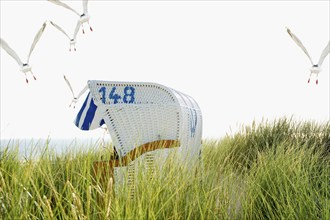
[63,75,75,97]
[49,21,71,40]
[73,20,81,40]
[27,21,47,63]
[76,85,88,100]
[0,37,23,67]
[286,27,314,65]
[317,41,329,67]
[47,0,80,16]
[82,0,88,15]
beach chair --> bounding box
[74,80,203,195]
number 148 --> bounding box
[99,86,135,104]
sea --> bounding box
[0,138,108,160]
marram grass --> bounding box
[0,118,329,219]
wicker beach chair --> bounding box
[74,80,203,195]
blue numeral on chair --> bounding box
[123,86,135,103]
[99,86,135,104]
[99,87,106,104]
[109,87,121,104]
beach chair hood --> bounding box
[74,80,202,159]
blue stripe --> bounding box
[191,109,197,137]
[186,97,197,137]
[81,97,98,130]
[75,93,90,128]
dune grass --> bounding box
[0,118,329,219]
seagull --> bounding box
[48,0,93,34]
[286,27,330,85]
[63,75,88,108]
[0,22,47,83]
[49,21,80,51]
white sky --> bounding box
[0,0,329,140]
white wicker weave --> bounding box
[75,80,203,161]
[76,80,202,196]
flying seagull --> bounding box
[63,75,88,108]
[49,21,80,51]
[286,27,330,84]
[0,21,47,83]
[48,0,93,34]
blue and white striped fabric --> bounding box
[74,92,105,130]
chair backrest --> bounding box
[75,80,203,161]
